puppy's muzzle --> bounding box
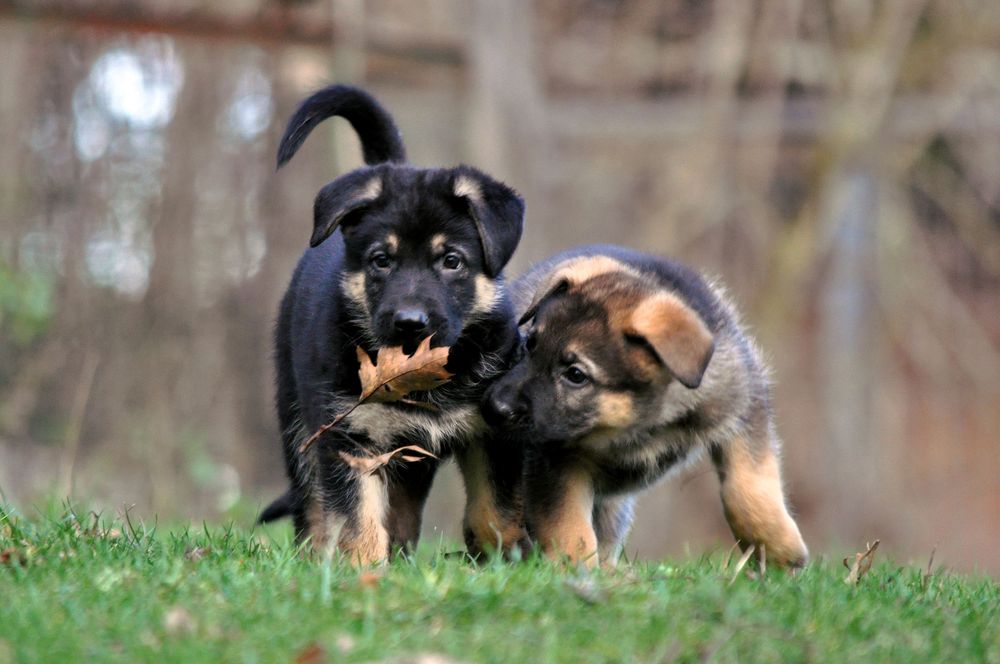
[388,307,432,353]
[482,384,528,427]
[393,308,429,336]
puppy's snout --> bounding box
[393,308,430,336]
[483,387,526,426]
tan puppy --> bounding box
[482,246,808,569]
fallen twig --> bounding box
[728,544,756,585]
[844,539,880,585]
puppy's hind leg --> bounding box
[711,431,808,569]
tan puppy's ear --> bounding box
[626,292,714,389]
[518,255,630,326]
[518,276,570,326]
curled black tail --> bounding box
[276,84,406,169]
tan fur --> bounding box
[512,250,807,569]
[357,175,383,202]
[522,256,636,320]
[628,292,714,387]
[430,233,447,254]
[555,255,633,285]
[538,470,598,568]
[719,439,808,567]
[341,272,368,315]
[385,233,399,253]
[304,497,347,554]
[457,446,526,554]
[597,391,635,428]
[304,498,330,549]
[453,175,482,202]
[337,473,389,565]
[470,274,499,315]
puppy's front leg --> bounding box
[456,438,528,558]
[712,433,808,568]
[311,448,390,565]
[526,456,598,568]
[336,470,390,565]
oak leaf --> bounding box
[356,336,452,403]
[299,337,453,452]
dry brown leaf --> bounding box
[293,642,326,664]
[338,445,438,477]
[844,539,880,585]
[299,338,452,453]
[356,336,452,403]
[0,548,27,567]
[184,546,211,562]
[358,570,383,588]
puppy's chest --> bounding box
[342,403,485,453]
[585,427,705,493]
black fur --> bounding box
[276,85,405,167]
[258,86,525,560]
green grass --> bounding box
[1,506,997,664]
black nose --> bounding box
[393,309,429,335]
[483,390,525,426]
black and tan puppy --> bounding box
[259,85,528,563]
[483,245,808,568]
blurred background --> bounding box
[1,0,999,572]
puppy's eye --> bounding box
[563,365,589,386]
[525,331,538,353]
[442,253,463,270]
[370,252,392,269]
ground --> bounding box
[1,506,997,663]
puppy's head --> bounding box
[310,164,523,351]
[483,256,715,443]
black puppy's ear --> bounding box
[518,277,569,326]
[452,169,524,277]
[310,169,383,247]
